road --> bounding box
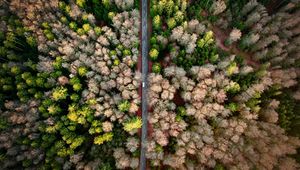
[139,0,149,169]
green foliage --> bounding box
[99,163,114,170]
[87,124,128,168]
[94,26,102,35]
[94,132,113,145]
[89,120,103,134]
[153,15,162,31]
[78,66,88,76]
[277,94,296,130]
[0,16,40,106]
[174,11,184,23]
[113,59,120,66]
[226,62,238,76]
[167,18,176,29]
[197,31,214,48]
[67,104,94,124]
[69,22,78,30]
[53,56,63,70]
[60,16,68,24]
[47,104,62,115]
[76,0,86,8]
[84,0,118,24]
[70,77,82,91]
[70,76,80,85]
[231,73,258,91]
[186,0,214,20]
[260,86,299,137]
[0,117,8,131]
[214,163,226,170]
[174,31,218,69]
[176,106,187,121]
[70,93,80,101]
[122,49,131,56]
[82,23,91,32]
[118,100,130,112]
[177,106,187,116]
[224,82,241,101]
[26,36,37,47]
[274,93,299,133]
[52,87,68,101]
[152,62,162,73]
[151,0,187,33]
[227,0,248,21]
[108,12,116,20]
[226,103,238,112]
[246,97,261,113]
[149,48,159,61]
[43,29,55,41]
[123,117,142,132]
[76,28,85,36]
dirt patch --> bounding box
[173,92,185,106]
[212,26,260,68]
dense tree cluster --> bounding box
[0,0,141,169]
[0,0,299,169]
[147,0,300,169]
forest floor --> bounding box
[212,25,261,69]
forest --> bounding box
[0,0,299,169]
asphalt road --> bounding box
[139,0,149,169]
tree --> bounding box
[149,48,159,61]
[153,15,161,30]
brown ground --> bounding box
[212,25,260,69]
